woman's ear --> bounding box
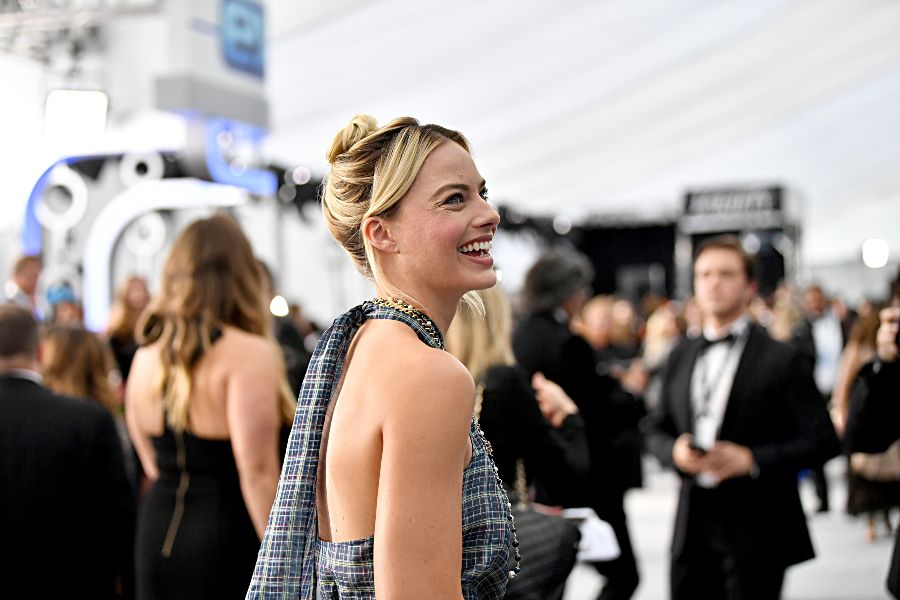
[363,216,398,254]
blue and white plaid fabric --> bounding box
[247,302,511,599]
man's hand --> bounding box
[876,307,899,363]
[672,433,707,475]
[704,440,755,483]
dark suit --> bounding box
[0,373,136,598]
[844,360,900,598]
[791,314,846,511]
[645,324,840,600]
[513,311,643,600]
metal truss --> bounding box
[0,0,160,61]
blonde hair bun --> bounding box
[326,114,380,164]
[321,115,469,279]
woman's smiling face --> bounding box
[385,140,500,297]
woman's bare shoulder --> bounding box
[215,326,280,366]
[359,322,475,428]
[129,342,161,384]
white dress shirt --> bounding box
[0,368,43,385]
[811,311,843,395]
[691,315,751,488]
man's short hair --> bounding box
[694,235,757,282]
[0,305,39,358]
[13,255,42,275]
[521,248,595,314]
[804,284,824,296]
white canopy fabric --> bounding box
[264,0,900,266]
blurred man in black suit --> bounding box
[645,236,840,600]
[791,284,846,512]
[513,249,644,600]
[0,305,135,598]
[844,274,900,598]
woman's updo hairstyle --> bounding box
[322,114,469,282]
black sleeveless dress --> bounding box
[135,428,259,600]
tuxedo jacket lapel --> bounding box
[674,337,705,433]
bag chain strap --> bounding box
[474,383,523,578]
[475,384,530,509]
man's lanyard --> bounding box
[695,332,745,420]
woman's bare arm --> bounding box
[831,341,861,433]
[374,350,474,600]
[124,347,160,481]
[226,334,284,538]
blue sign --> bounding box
[203,117,277,196]
[220,0,264,78]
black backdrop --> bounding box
[576,224,676,302]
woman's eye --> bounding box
[480,188,490,201]
[443,193,464,206]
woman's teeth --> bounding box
[457,240,493,256]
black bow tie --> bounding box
[700,333,736,350]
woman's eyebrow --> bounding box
[429,180,487,200]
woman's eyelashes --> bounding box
[442,192,464,206]
[441,188,489,207]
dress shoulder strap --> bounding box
[366,298,445,350]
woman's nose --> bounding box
[479,201,501,232]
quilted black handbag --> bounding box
[504,469,582,600]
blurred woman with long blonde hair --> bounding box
[446,284,588,486]
[126,213,295,600]
[447,284,588,600]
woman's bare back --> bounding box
[316,318,473,543]
[129,326,262,439]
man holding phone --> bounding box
[844,272,900,598]
[645,235,840,600]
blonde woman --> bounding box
[447,284,589,600]
[249,116,513,599]
[446,284,589,497]
[768,285,805,343]
[126,214,295,600]
[641,302,683,411]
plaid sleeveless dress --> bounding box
[247,302,511,599]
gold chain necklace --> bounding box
[371,297,443,349]
[474,385,523,579]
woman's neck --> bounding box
[374,285,460,336]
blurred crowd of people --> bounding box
[2,220,899,599]
[0,216,323,599]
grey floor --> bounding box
[563,459,894,600]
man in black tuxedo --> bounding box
[513,249,644,600]
[790,284,846,513]
[844,283,900,597]
[0,305,135,598]
[645,236,840,600]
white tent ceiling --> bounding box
[264,0,900,265]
